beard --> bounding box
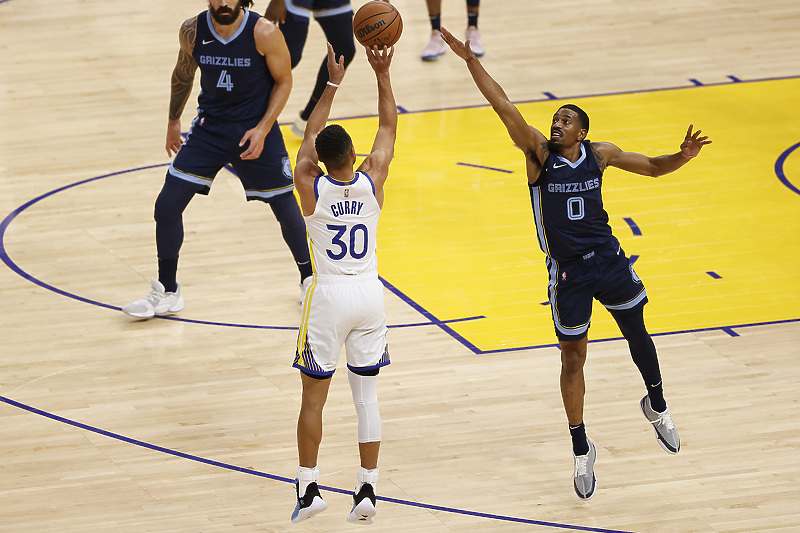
[547,139,563,152]
[209,2,242,25]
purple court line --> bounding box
[623,217,642,236]
[0,394,632,533]
[456,161,514,173]
[775,141,800,196]
[289,74,800,124]
[0,167,481,332]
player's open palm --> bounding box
[680,124,712,158]
[326,42,346,86]
[365,44,393,75]
[440,27,475,60]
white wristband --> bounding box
[327,81,339,88]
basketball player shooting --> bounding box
[289,42,397,524]
[439,26,710,500]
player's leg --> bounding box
[609,304,680,454]
[343,274,388,522]
[346,368,381,523]
[268,191,314,286]
[421,0,447,60]
[291,10,356,137]
[233,128,313,296]
[547,256,597,499]
[292,371,332,523]
[464,0,484,56]
[599,243,680,453]
[279,9,311,68]
[122,179,194,318]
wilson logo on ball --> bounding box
[355,20,386,39]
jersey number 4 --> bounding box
[326,224,369,260]
[217,70,233,92]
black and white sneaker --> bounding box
[290,481,328,523]
[346,483,377,524]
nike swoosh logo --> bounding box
[202,39,215,45]
[553,162,567,169]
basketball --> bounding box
[353,1,403,48]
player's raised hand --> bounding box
[680,125,712,159]
[326,42,346,86]
[440,26,476,61]
[365,44,394,75]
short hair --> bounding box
[241,0,254,8]
[315,124,353,170]
[559,104,589,132]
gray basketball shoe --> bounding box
[640,395,680,454]
[573,439,597,500]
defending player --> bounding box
[440,27,711,500]
[123,0,313,318]
[290,43,396,523]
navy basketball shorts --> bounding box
[167,115,294,202]
[286,0,352,18]
[546,239,648,342]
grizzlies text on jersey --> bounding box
[529,140,614,262]
[193,9,274,122]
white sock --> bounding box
[296,465,319,496]
[356,466,379,493]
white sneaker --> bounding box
[290,113,307,137]
[122,278,184,318]
[465,27,484,57]
[299,276,313,305]
[421,31,446,61]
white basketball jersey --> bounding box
[305,172,381,276]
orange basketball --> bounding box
[353,1,403,48]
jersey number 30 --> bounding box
[326,224,369,260]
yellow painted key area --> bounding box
[293,78,800,352]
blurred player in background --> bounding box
[264,0,356,137]
[421,0,483,61]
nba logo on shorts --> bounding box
[344,188,350,198]
[562,272,567,281]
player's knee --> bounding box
[560,343,587,373]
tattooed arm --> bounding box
[166,17,199,157]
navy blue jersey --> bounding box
[529,140,614,262]
[193,10,273,122]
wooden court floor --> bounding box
[1,0,800,532]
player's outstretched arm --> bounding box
[294,43,346,214]
[166,17,199,157]
[296,43,345,167]
[358,45,396,207]
[603,125,712,177]
[439,27,545,161]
